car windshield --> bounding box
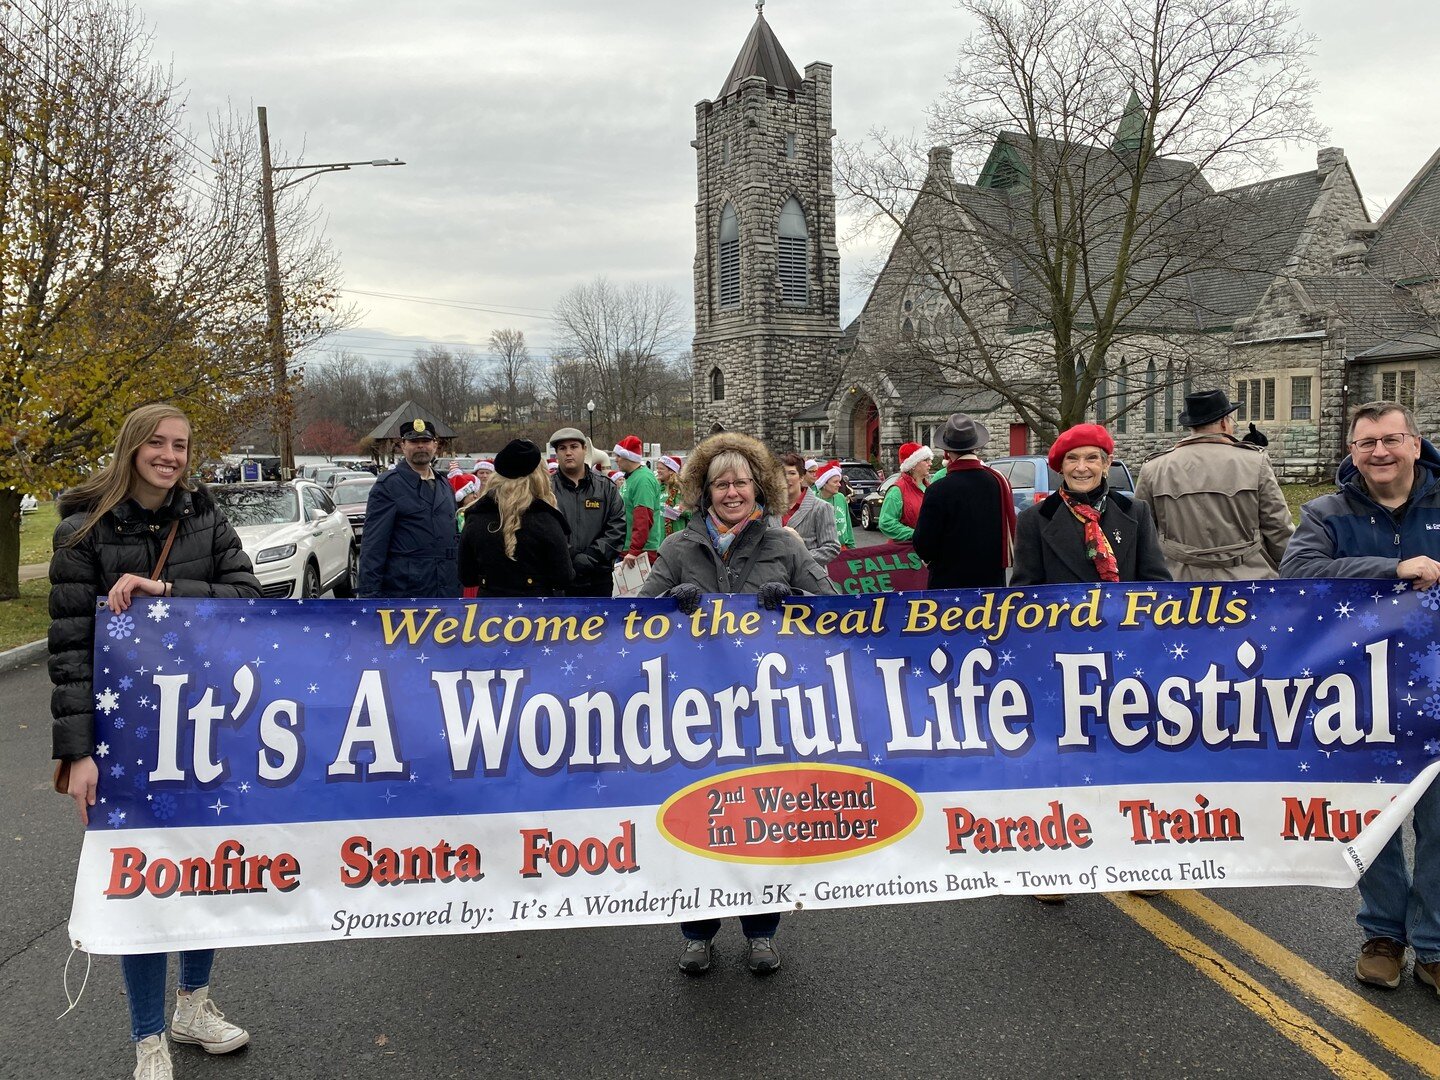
[843,465,879,484]
[333,480,374,502]
[213,487,298,527]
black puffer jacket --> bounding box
[48,484,261,760]
[459,495,575,597]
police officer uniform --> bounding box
[357,418,461,597]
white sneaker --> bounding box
[133,1034,173,1080]
[169,985,250,1054]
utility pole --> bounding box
[256,106,404,479]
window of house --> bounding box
[718,203,739,310]
[1236,377,1276,422]
[777,196,808,305]
[783,132,796,159]
[915,423,935,447]
[1381,369,1417,409]
[710,367,725,401]
[1145,360,1157,434]
[1290,375,1312,420]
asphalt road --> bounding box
[3,531,1438,1078]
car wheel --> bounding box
[860,503,875,531]
[332,546,358,598]
[301,561,321,599]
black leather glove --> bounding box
[666,582,703,615]
[1242,422,1268,448]
[756,581,793,610]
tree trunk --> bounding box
[0,489,22,601]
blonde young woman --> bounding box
[48,403,262,1079]
[459,439,575,596]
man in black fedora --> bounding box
[912,412,1017,588]
[1133,388,1292,581]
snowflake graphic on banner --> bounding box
[95,688,120,714]
[1421,589,1440,612]
[106,614,134,639]
[1410,642,1440,690]
[146,600,170,622]
[1403,608,1431,638]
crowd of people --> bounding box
[46,391,1439,1077]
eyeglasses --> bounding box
[709,478,754,494]
[1350,433,1413,454]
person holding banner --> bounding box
[877,441,933,543]
[1280,400,1440,995]
[639,432,837,974]
[460,439,575,597]
[48,403,261,1080]
[778,452,840,569]
[1011,423,1170,903]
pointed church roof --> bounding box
[717,8,804,99]
[366,400,456,442]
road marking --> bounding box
[1108,893,1389,1080]
[1169,890,1440,1079]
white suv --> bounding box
[211,480,357,598]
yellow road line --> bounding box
[1168,890,1440,1079]
[1107,893,1390,1080]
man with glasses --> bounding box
[1281,400,1440,996]
[1135,389,1293,580]
[358,418,461,598]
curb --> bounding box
[0,639,45,676]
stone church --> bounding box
[690,9,1440,480]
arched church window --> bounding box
[710,367,725,401]
[1115,367,1128,434]
[1145,360,1157,433]
[777,196,808,305]
[901,318,915,341]
[718,203,740,310]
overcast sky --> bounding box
[144,0,1440,368]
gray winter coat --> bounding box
[781,488,841,569]
[639,514,838,597]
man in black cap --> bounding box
[912,413,1017,588]
[1133,389,1292,580]
[548,426,625,596]
[357,417,461,598]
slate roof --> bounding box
[1367,146,1440,283]
[717,12,804,99]
[366,400,457,442]
[1299,276,1433,353]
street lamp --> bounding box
[586,399,596,446]
[257,105,404,479]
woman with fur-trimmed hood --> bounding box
[638,431,835,976]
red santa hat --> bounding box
[475,460,495,473]
[898,441,933,474]
[546,458,558,473]
[451,477,479,503]
[612,435,644,463]
[608,469,625,485]
[814,460,843,488]
[658,454,682,475]
[1047,423,1115,473]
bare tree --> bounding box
[552,278,686,433]
[836,0,1325,440]
[485,328,537,425]
[399,346,479,424]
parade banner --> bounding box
[827,540,928,593]
[70,581,1440,953]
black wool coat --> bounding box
[911,465,1012,589]
[48,485,261,760]
[1010,488,1171,586]
[459,496,575,597]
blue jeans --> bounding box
[681,914,781,941]
[120,950,215,1042]
[1357,781,1440,963]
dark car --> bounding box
[836,460,882,522]
[331,475,377,542]
[985,455,1136,510]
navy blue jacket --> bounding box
[358,459,461,597]
[1280,440,1440,578]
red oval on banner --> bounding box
[657,764,923,864]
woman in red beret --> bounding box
[1011,423,1169,902]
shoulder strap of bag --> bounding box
[151,520,179,580]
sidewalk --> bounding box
[19,562,47,583]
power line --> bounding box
[340,287,557,322]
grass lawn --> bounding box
[1280,482,1333,523]
[0,578,49,652]
[19,501,58,566]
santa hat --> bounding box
[899,441,933,474]
[1047,423,1115,473]
[815,460,843,488]
[804,458,819,472]
[475,460,495,474]
[612,435,644,463]
[658,454,682,475]
[447,461,465,478]
[546,458,558,473]
[451,477,479,503]
[608,469,625,485]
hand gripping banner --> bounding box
[69,581,1440,953]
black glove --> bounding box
[756,581,793,610]
[666,582,703,615]
[1242,422,1268,448]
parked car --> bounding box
[836,460,882,522]
[211,480,357,598]
[310,465,347,489]
[986,455,1136,510]
[330,475,376,541]
[323,469,372,492]
[20,493,38,514]
[858,474,898,532]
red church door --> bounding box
[1008,423,1029,455]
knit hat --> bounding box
[898,442,933,474]
[1047,424,1115,473]
[494,439,542,479]
[612,435,644,463]
[815,460,843,488]
[658,454,682,475]
[475,460,495,473]
[804,458,819,472]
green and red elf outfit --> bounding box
[878,441,933,542]
[615,435,664,563]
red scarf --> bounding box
[945,457,1018,567]
[1057,489,1120,582]
[898,472,926,527]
